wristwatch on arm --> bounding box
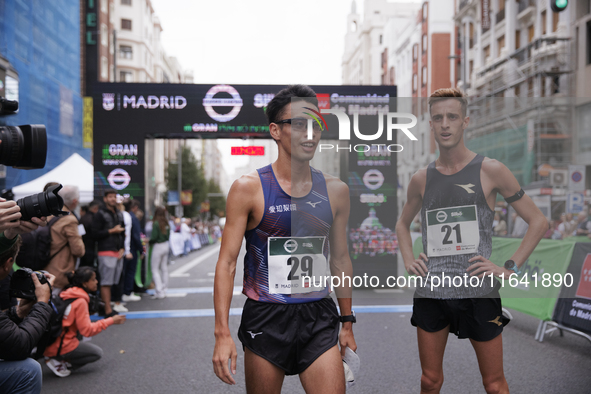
[504,260,522,275]
[339,310,356,323]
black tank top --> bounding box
[418,154,495,298]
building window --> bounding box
[469,23,474,48]
[422,66,427,87]
[541,77,546,97]
[422,34,427,54]
[390,66,395,85]
[422,2,428,20]
[120,45,132,59]
[484,45,491,60]
[515,30,521,49]
[528,24,535,43]
[413,74,418,92]
[379,34,383,44]
[497,35,505,57]
[120,70,133,83]
[101,56,108,79]
[515,83,521,97]
[497,0,506,23]
[541,10,547,35]
[101,24,108,46]
[121,0,132,5]
[101,0,107,13]
[413,44,418,61]
[579,0,591,15]
[121,19,132,30]
[553,11,559,32]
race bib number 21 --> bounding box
[268,237,327,294]
[426,205,480,257]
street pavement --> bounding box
[41,243,591,393]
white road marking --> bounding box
[170,246,221,277]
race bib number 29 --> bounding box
[268,237,327,295]
[426,205,480,257]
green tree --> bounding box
[166,145,206,218]
[206,178,227,219]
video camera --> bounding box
[0,97,47,169]
[0,97,68,220]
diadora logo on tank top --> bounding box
[455,183,476,194]
[268,204,297,214]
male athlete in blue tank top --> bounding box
[396,88,546,394]
[213,85,356,394]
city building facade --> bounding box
[0,0,89,189]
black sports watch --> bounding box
[504,260,522,275]
[339,310,356,323]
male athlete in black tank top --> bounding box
[396,88,546,394]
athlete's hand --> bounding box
[212,334,237,385]
[339,323,357,357]
[406,252,428,276]
[467,255,508,278]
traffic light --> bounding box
[551,0,568,13]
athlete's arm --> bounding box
[326,178,357,356]
[212,177,255,385]
[469,160,547,278]
[395,169,428,276]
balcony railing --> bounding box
[496,8,505,24]
[518,0,535,14]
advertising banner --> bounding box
[91,83,395,203]
[552,242,591,335]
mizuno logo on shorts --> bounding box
[247,331,263,339]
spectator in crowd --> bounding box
[80,200,101,268]
[0,198,53,394]
[493,212,507,236]
[575,208,591,236]
[181,218,193,256]
[44,267,126,377]
[110,199,131,313]
[92,189,125,318]
[150,207,170,299]
[45,185,85,293]
[511,212,529,238]
[557,213,576,240]
[122,200,143,302]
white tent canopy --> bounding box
[12,153,94,203]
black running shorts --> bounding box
[411,288,510,342]
[238,297,339,375]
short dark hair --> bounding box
[124,199,139,212]
[104,188,117,197]
[43,182,59,192]
[428,88,468,118]
[89,199,101,209]
[2,236,22,266]
[266,85,318,125]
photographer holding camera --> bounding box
[0,199,53,394]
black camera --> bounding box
[9,267,49,301]
[16,183,68,221]
[0,97,47,169]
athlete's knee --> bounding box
[482,375,508,394]
[420,371,443,393]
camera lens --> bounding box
[16,184,68,221]
[0,124,47,169]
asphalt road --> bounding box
[41,243,591,393]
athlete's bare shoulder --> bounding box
[227,170,261,207]
[408,166,428,197]
[481,157,513,184]
[322,172,349,194]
